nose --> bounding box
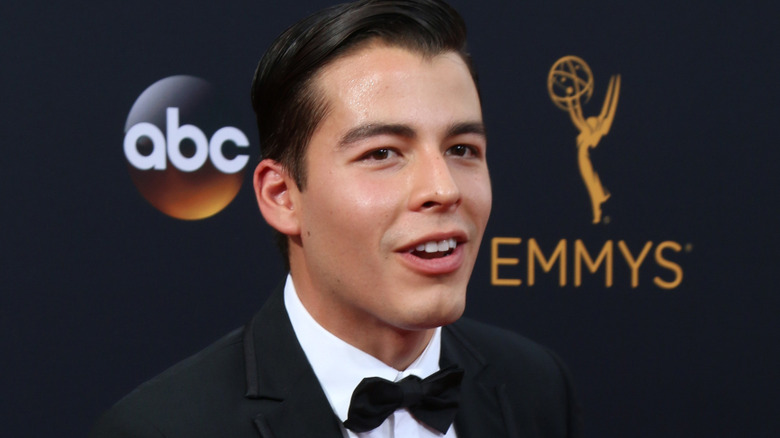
[408,150,461,211]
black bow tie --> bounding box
[343,365,464,434]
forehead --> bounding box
[311,43,481,128]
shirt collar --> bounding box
[283,274,443,422]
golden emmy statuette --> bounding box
[548,56,620,224]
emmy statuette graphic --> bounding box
[548,56,620,224]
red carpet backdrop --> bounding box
[2,1,778,436]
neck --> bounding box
[307,294,436,370]
[289,271,436,370]
[347,325,435,370]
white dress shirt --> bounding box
[284,275,458,438]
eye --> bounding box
[360,148,396,161]
[446,144,478,158]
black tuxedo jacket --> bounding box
[91,288,581,437]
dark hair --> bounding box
[251,0,477,262]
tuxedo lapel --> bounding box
[243,288,344,438]
[241,288,519,438]
[442,323,517,438]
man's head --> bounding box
[252,0,491,360]
[251,0,478,260]
[251,0,477,185]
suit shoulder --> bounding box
[445,318,576,396]
[445,318,582,437]
[128,326,245,398]
[90,327,253,438]
[448,317,558,366]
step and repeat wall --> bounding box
[3,1,778,436]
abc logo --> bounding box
[123,75,251,220]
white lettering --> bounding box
[166,107,209,172]
[124,122,167,170]
[124,107,250,173]
[209,126,250,174]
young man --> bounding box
[91,1,580,437]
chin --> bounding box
[398,296,466,331]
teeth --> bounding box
[415,238,458,253]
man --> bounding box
[91,1,581,437]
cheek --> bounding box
[463,173,493,225]
[304,180,400,244]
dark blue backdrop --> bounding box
[2,1,778,436]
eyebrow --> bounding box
[337,121,486,149]
[446,121,486,139]
[338,124,416,148]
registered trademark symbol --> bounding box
[685,243,693,252]
[602,216,611,224]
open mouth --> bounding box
[410,238,457,259]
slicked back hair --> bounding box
[250,0,478,262]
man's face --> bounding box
[287,44,491,338]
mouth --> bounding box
[396,231,468,275]
[409,238,458,259]
[399,235,465,275]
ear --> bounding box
[253,159,301,236]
